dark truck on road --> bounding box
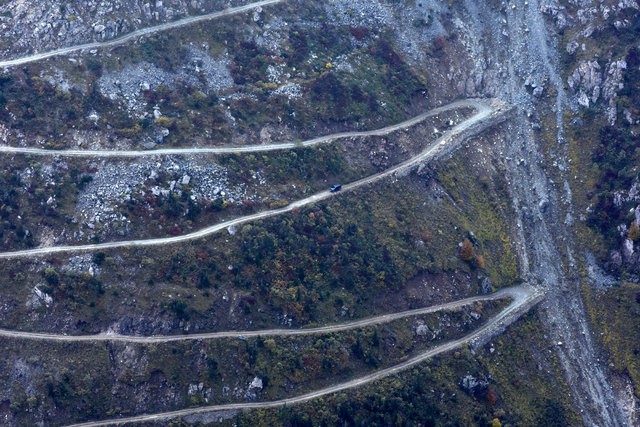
[330,184,342,192]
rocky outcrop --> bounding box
[567,58,627,124]
[602,59,627,124]
[567,60,602,107]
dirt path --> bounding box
[0,99,509,260]
[0,284,531,342]
[0,0,283,69]
[0,100,477,157]
[64,285,543,426]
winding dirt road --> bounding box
[0,94,521,426]
[0,100,477,157]
[0,8,526,422]
[0,97,525,427]
[0,0,284,69]
[64,285,542,427]
[0,0,555,424]
[0,284,530,343]
[0,98,509,259]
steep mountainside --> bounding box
[0,0,638,426]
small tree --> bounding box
[459,238,475,261]
[629,220,640,241]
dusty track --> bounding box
[64,285,542,426]
[0,0,284,69]
[0,100,476,157]
[0,284,529,342]
[0,95,534,427]
[0,98,509,259]
[0,6,530,422]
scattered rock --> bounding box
[415,324,429,336]
[623,238,634,262]
[460,374,489,396]
[568,60,602,105]
[26,286,53,309]
[244,376,264,400]
[249,377,263,391]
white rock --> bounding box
[27,286,53,308]
[623,238,635,261]
[415,324,429,336]
[249,377,263,390]
[577,91,590,107]
[188,383,199,395]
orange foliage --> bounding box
[629,220,640,241]
[486,386,498,406]
[459,238,475,261]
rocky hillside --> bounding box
[0,0,257,58]
[0,0,638,425]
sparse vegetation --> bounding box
[3,0,629,424]
[0,156,518,335]
[0,300,507,425]
[628,220,640,241]
[230,311,580,427]
[584,282,640,400]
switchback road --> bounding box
[0,284,530,343]
[0,0,556,423]
[0,98,509,259]
[65,284,543,426]
[0,100,477,157]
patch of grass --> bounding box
[0,300,507,425]
[230,310,580,427]
[435,145,519,288]
[584,282,640,398]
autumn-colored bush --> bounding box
[349,26,369,40]
[486,386,498,406]
[459,238,475,261]
[154,116,174,128]
[628,220,640,241]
